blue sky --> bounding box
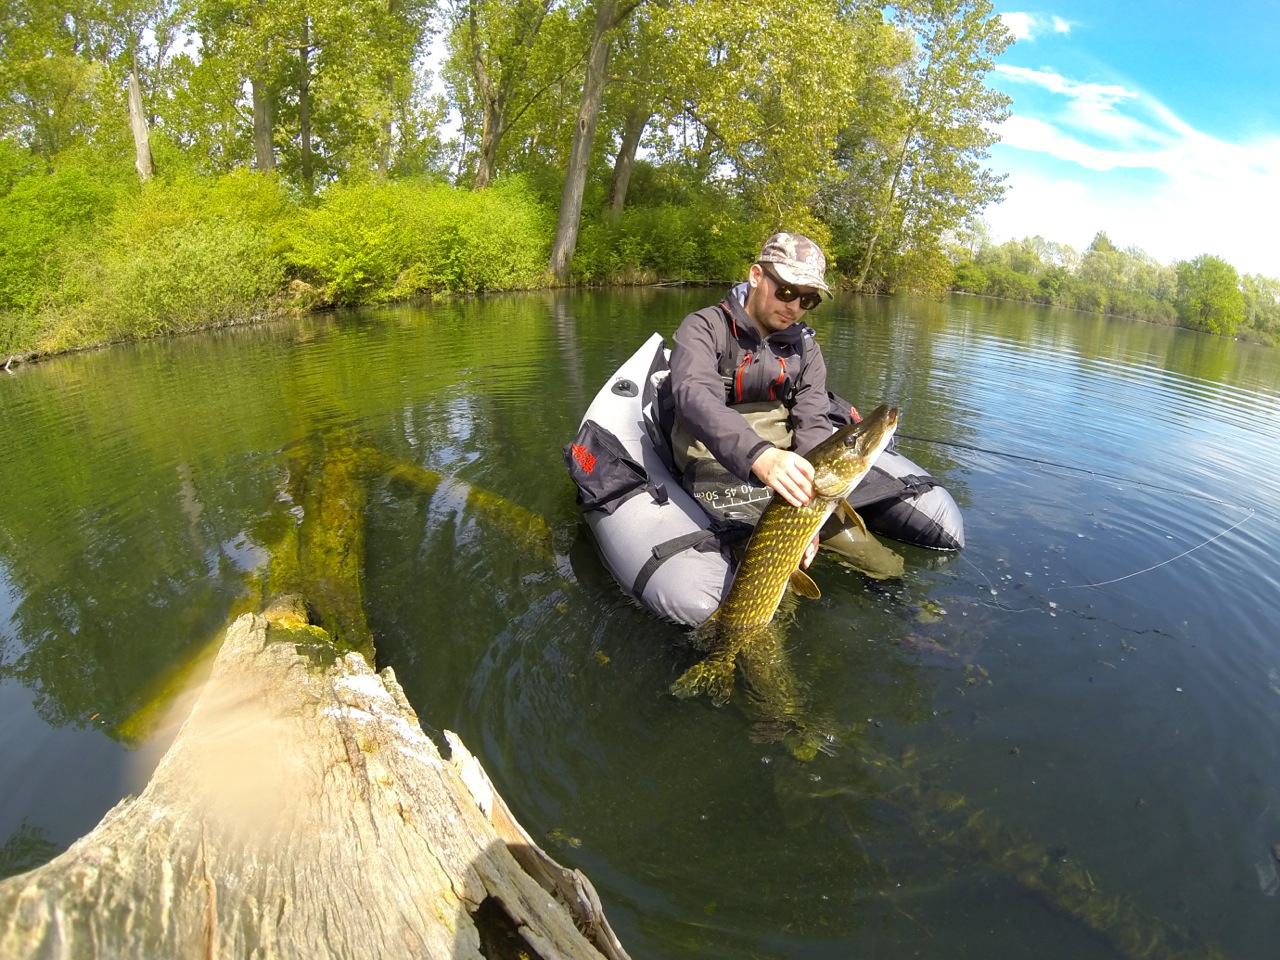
[983,2,1280,277]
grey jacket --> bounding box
[669,282,830,482]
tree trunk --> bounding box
[855,126,912,289]
[470,1,500,190]
[379,71,394,177]
[606,107,650,223]
[548,1,639,282]
[473,97,503,190]
[298,19,314,192]
[0,604,629,960]
[252,71,275,173]
[127,69,153,181]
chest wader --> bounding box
[672,402,905,580]
[671,401,792,534]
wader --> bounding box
[672,402,904,580]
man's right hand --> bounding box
[751,447,815,508]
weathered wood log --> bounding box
[0,600,630,960]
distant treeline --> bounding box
[948,230,1279,345]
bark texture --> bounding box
[126,70,153,182]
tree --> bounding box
[1175,254,1245,335]
[1241,273,1280,337]
[599,7,666,221]
[658,0,870,233]
[188,0,293,172]
[178,0,434,187]
[825,0,1012,291]
[548,0,642,282]
[0,0,183,165]
[444,0,576,190]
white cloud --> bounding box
[1001,12,1036,41]
[986,66,1280,276]
[995,65,1134,107]
[999,11,1072,42]
[985,157,1280,276]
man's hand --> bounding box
[801,533,819,569]
[751,447,814,508]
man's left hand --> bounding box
[801,533,819,569]
[751,448,814,507]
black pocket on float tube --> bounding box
[563,419,667,514]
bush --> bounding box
[44,218,285,347]
[434,179,552,291]
[103,170,295,250]
[983,264,1040,301]
[951,261,988,293]
[573,194,759,285]
[0,160,122,311]
[27,173,294,350]
[286,178,551,303]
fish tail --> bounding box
[671,649,736,705]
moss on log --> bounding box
[268,430,376,662]
[0,599,629,959]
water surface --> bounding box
[1,290,1278,957]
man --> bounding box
[668,232,834,567]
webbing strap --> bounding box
[845,470,939,509]
[631,529,719,599]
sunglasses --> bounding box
[759,263,823,311]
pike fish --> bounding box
[671,404,900,705]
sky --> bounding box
[982,1,1280,277]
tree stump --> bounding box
[0,600,629,960]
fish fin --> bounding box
[671,649,736,705]
[836,498,871,536]
[789,568,821,600]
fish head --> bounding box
[809,404,899,500]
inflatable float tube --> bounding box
[564,333,964,626]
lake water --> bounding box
[1,289,1278,958]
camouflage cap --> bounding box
[758,232,831,296]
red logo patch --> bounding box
[571,444,596,474]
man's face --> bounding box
[745,262,820,335]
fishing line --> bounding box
[1049,509,1255,590]
[895,432,1251,511]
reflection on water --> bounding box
[1,291,1279,957]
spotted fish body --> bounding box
[672,404,899,704]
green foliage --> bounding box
[43,176,292,346]
[572,190,759,284]
[0,139,40,190]
[69,218,287,342]
[0,151,127,312]
[949,232,1229,331]
[1175,255,1245,336]
[3,170,295,353]
[1242,274,1280,340]
[950,261,987,293]
[286,177,551,303]
[99,170,294,249]
[825,0,1012,290]
[982,263,1040,301]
